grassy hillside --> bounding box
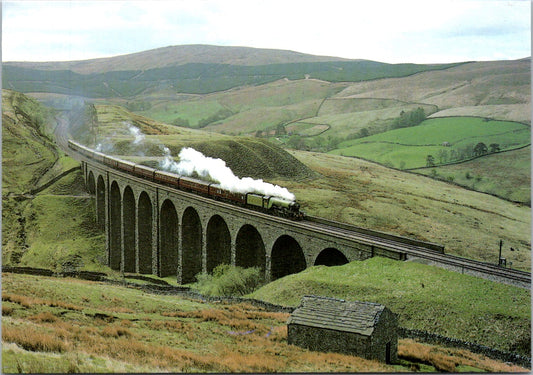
[333,59,530,122]
[250,257,531,356]
[2,90,107,271]
[5,44,353,73]
[283,151,531,270]
[327,116,530,203]
[138,78,346,135]
[288,98,439,139]
[2,90,58,193]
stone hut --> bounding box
[287,296,398,363]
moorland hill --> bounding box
[4,44,353,73]
[2,44,463,97]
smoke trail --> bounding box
[95,122,143,152]
[127,123,145,144]
[104,123,296,200]
[95,139,115,153]
[159,147,296,201]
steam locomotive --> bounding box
[68,140,304,220]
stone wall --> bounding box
[372,308,398,363]
[288,324,375,360]
[399,328,531,369]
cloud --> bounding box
[2,0,530,63]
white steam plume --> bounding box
[95,122,143,152]
[160,147,295,201]
[127,123,145,144]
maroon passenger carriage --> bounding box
[68,140,304,220]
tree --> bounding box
[391,107,427,130]
[437,149,449,164]
[473,142,488,157]
[172,117,190,127]
[326,135,341,151]
[275,123,287,136]
[426,155,435,167]
[286,135,305,150]
[489,143,501,153]
[358,127,370,138]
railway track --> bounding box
[302,216,531,289]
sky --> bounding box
[2,0,531,64]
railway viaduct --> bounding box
[80,159,404,283]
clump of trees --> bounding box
[390,107,426,130]
[125,101,152,111]
[197,108,234,128]
[254,123,287,138]
[172,117,191,127]
[345,127,370,140]
[285,134,342,152]
[426,142,501,167]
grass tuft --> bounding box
[2,293,39,308]
[100,325,133,338]
[3,326,67,353]
[29,311,59,323]
[2,305,14,316]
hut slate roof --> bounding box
[286,295,386,336]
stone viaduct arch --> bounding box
[87,171,96,194]
[314,248,349,267]
[138,192,153,274]
[206,215,231,273]
[81,160,400,283]
[271,235,306,280]
[236,224,265,271]
[96,176,106,231]
[123,186,136,273]
[181,206,202,283]
[109,181,121,271]
[160,199,179,277]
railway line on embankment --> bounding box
[301,216,530,289]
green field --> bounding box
[330,117,531,169]
[138,99,228,128]
[414,146,531,204]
